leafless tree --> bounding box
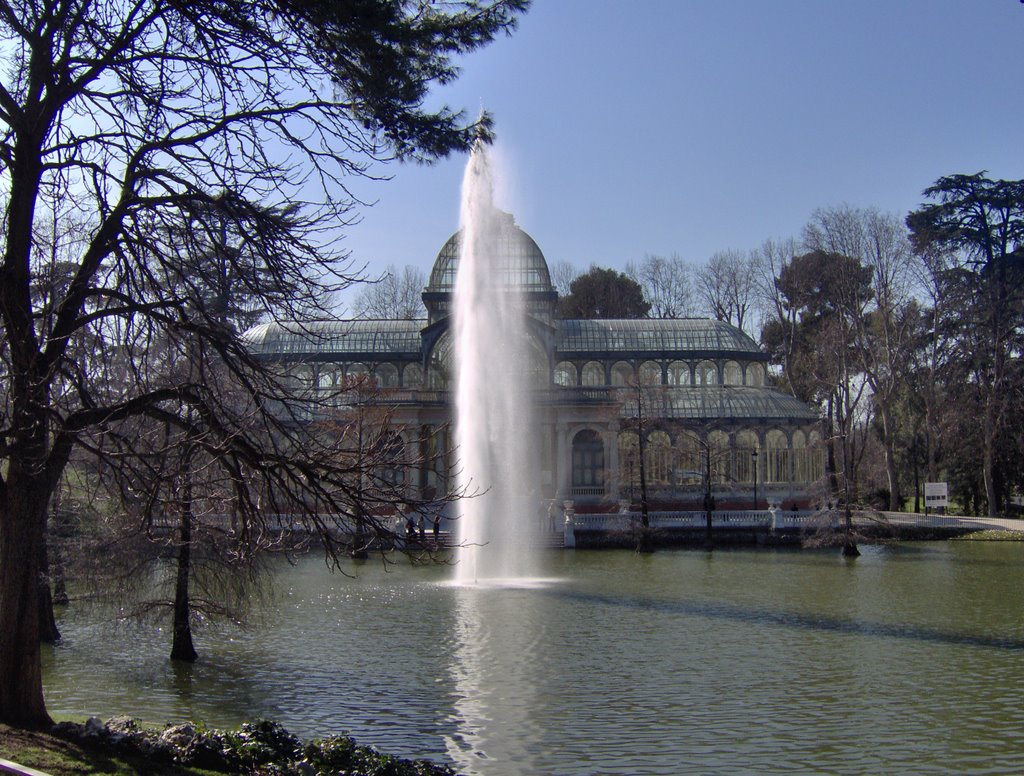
[626,253,695,319]
[352,265,427,319]
[549,259,580,298]
[695,249,759,336]
[752,236,800,370]
[0,0,527,728]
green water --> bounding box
[43,542,1024,774]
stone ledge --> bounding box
[0,758,52,776]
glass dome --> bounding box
[426,210,554,294]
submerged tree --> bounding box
[0,0,528,728]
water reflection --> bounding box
[543,588,1024,651]
[43,543,1024,775]
[444,580,563,774]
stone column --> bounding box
[555,421,570,500]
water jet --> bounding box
[453,142,540,584]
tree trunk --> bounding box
[0,482,53,728]
[880,404,900,511]
[983,399,999,518]
[38,519,60,644]
[636,425,652,554]
[825,394,839,497]
[170,480,198,663]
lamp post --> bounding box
[752,449,759,511]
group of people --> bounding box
[403,511,441,542]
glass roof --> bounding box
[557,319,761,355]
[619,386,819,421]
[245,317,766,360]
[243,320,425,357]
[426,211,553,294]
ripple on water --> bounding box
[43,545,1024,774]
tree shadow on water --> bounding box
[545,588,1024,652]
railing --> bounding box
[568,509,835,532]
[567,509,1024,534]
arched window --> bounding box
[402,363,423,388]
[344,362,368,385]
[572,430,605,490]
[723,361,743,385]
[639,361,662,385]
[427,332,453,388]
[676,431,701,485]
[524,334,549,386]
[420,425,451,493]
[581,361,605,387]
[735,430,759,483]
[808,430,825,482]
[708,430,730,483]
[317,369,334,391]
[645,430,673,485]
[745,363,765,387]
[765,429,790,483]
[374,363,399,388]
[374,432,405,490]
[554,361,578,387]
[697,360,718,385]
[293,365,314,392]
[611,361,633,386]
[667,361,691,386]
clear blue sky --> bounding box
[339,0,1022,304]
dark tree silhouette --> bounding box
[0,0,528,728]
[907,173,1024,516]
[558,266,651,319]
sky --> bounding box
[337,0,1023,308]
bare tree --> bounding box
[0,0,527,728]
[753,236,800,371]
[549,259,580,298]
[352,265,427,319]
[626,253,695,319]
[695,249,759,336]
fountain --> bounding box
[452,141,540,584]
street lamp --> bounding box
[752,449,759,511]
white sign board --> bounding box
[924,482,949,508]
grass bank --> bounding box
[954,529,1024,541]
[0,723,216,775]
[0,717,457,775]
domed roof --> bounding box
[426,211,554,294]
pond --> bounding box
[43,542,1024,775]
